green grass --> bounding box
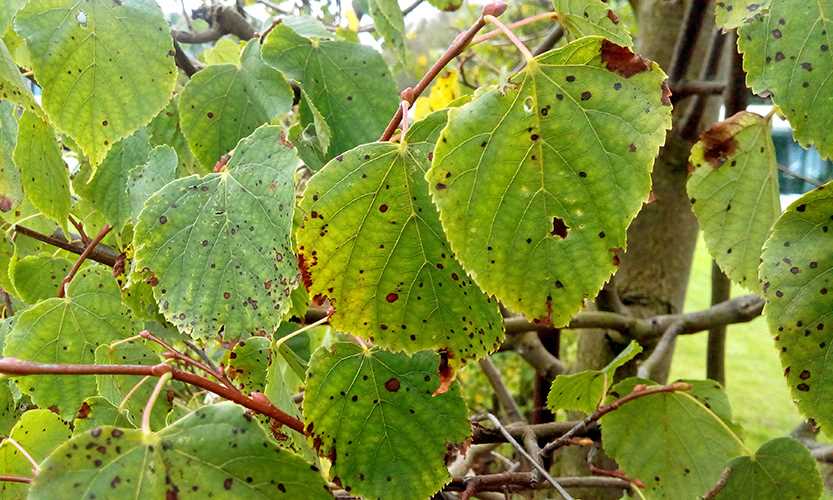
[669,234,806,449]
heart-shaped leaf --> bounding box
[688,111,781,292]
[427,37,671,322]
[29,403,330,499]
[304,342,470,500]
[553,0,633,46]
[133,125,300,340]
[0,409,70,499]
[759,182,833,433]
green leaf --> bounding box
[553,0,633,46]
[427,37,671,322]
[200,36,243,65]
[0,101,21,213]
[713,437,821,500]
[737,0,833,159]
[264,336,310,456]
[601,378,746,499]
[0,380,18,436]
[9,253,72,303]
[0,0,23,33]
[367,0,405,59]
[290,88,332,172]
[3,266,133,417]
[30,403,330,499]
[304,343,470,500]
[759,183,833,434]
[281,15,332,38]
[262,24,399,161]
[72,397,132,434]
[95,342,170,430]
[548,340,641,413]
[148,99,204,175]
[427,0,462,11]
[0,39,36,111]
[714,0,771,29]
[0,409,70,499]
[73,129,151,231]
[297,138,503,364]
[13,110,71,227]
[14,0,177,166]
[126,145,177,223]
[179,39,292,170]
[225,336,270,394]
[688,111,781,292]
[133,126,300,340]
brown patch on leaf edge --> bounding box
[600,40,650,78]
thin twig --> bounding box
[0,474,32,484]
[13,225,117,267]
[140,330,233,387]
[68,215,89,244]
[706,263,731,385]
[479,358,523,423]
[472,12,557,45]
[540,382,693,457]
[57,224,112,298]
[0,358,306,433]
[142,372,171,433]
[378,2,506,141]
[483,15,534,61]
[485,413,574,500]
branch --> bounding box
[472,420,598,445]
[13,225,118,267]
[0,358,305,434]
[57,224,111,298]
[484,413,574,500]
[172,6,255,44]
[666,0,709,84]
[378,1,507,141]
[173,39,202,77]
[672,80,727,99]
[446,473,628,494]
[503,331,566,378]
[637,321,685,380]
[680,29,727,139]
[479,358,524,422]
[540,382,692,457]
[706,264,731,385]
[306,294,764,345]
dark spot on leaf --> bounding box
[550,217,568,238]
[386,293,398,303]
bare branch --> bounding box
[446,472,628,494]
[13,225,118,267]
[479,358,524,422]
[484,413,574,500]
[667,0,709,84]
[637,321,685,380]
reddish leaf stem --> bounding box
[0,474,32,484]
[12,225,118,267]
[57,224,112,298]
[139,330,234,388]
[378,1,506,141]
[0,358,306,434]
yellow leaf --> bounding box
[413,96,432,121]
[413,70,461,121]
[345,8,360,32]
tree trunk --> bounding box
[557,2,725,496]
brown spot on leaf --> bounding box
[386,292,398,303]
[384,378,400,392]
[606,9,620,24]
[600,40,651,78]
[698,113,749,167]
[433,350,455,396]
[298,254,313,291]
